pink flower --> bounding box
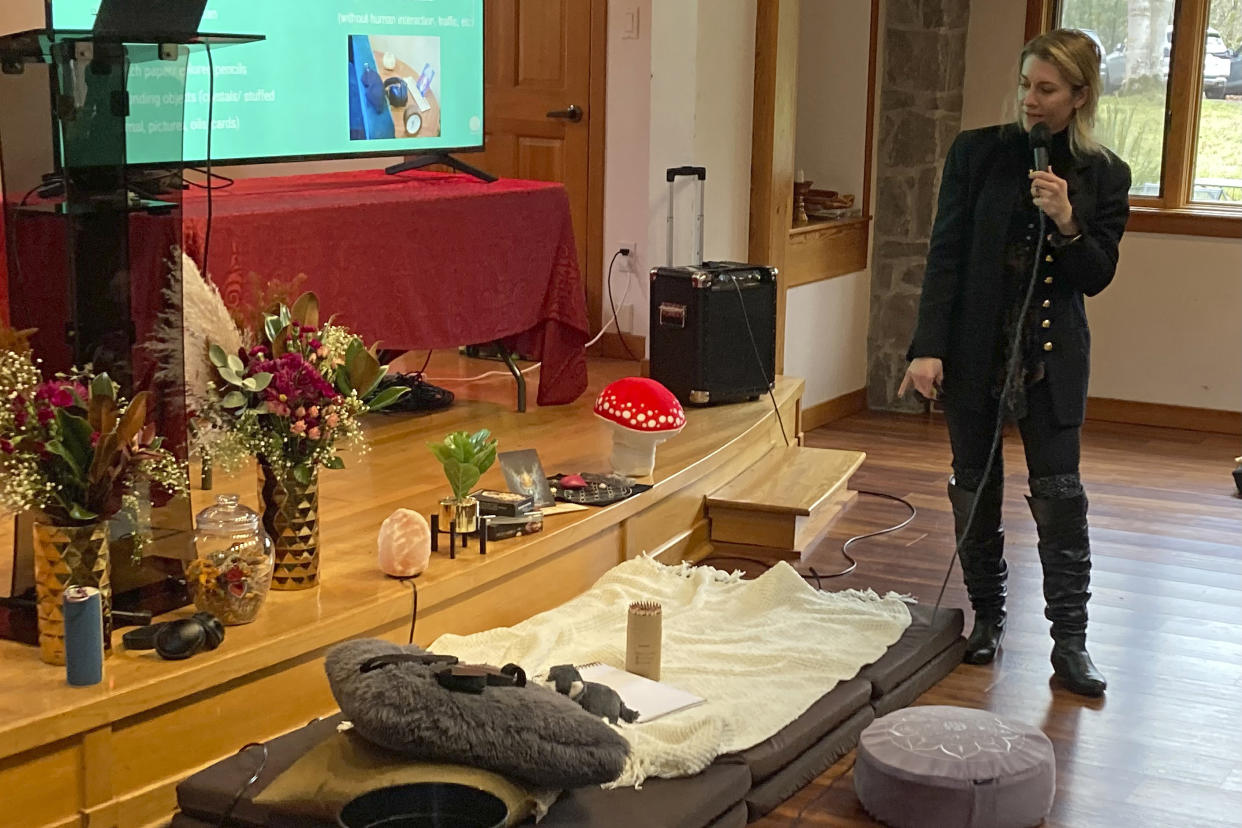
[307,427,321,440]
[326,413,340,428]
[309,406,320,417]
[37,407,54,425]
[291,420,307,435]
[317,347,329,359]
[309,339,323,350]
[0,439,14,454]
[294,406,306,418]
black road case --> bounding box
[649,166,777,406]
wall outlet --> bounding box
[617,241,637,273]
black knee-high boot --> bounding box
[1027,493,1107,696]
[948,479,1006,664]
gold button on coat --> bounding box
[1045,254,1054,262]
[1042,300,1051,308]
[1043,342,1054,352]
[1041,319,1051,328]
[1044,276,1053,284]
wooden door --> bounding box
[478,0,604,329]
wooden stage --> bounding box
[0,354,804,828]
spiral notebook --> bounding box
[579,663,705,723]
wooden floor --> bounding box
[727,411,1242,828]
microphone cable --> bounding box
[928,200,1050,621]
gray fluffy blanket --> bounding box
[325,639,630,789]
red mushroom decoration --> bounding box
[593,377,686,477]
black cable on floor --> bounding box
[401,577,420,645]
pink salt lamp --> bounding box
[377,509,432,578]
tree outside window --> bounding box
[1048,0,1242,230]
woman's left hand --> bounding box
[1028,169,1075,232]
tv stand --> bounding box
[385,152,496,182]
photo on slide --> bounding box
[347,34,442,141]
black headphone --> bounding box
[384,76,409,109]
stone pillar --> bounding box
[868,0,971,411]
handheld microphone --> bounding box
[1029,122,1052,172]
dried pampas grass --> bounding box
[150,248,245,415]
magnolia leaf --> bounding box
[68,504,99,522]
[442,459,481,501]
[263,314,283,346]
[323,455,345,470]
[44,439,85,479]
[88,392,117,435]
[292,464,311,486]
[364,385,407,412]
[209,343,230,368]
[115,391,150,447]
[346,345,383,400]
[55,408,95,469]
[221,390,246,408]
[226,353,245,374]
[88,432,119,485]
[290,291,320,329]
[90,373,116,400]
[248,372,273,392]
[334,364,351,396]
[271,325,293,358]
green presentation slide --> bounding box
[50,0,484,164]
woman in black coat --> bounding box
[900,29,1131,697]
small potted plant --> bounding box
[428,429,497,534]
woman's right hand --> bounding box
[898,357,944,400]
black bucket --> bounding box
[337,783,509,828]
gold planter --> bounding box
[32,521,111,666]
[259,462,320,590]
[438,496,479,534]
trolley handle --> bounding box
[666,166,706,182]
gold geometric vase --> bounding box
[258,461,320,590]
[32,521,112,666]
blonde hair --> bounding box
[1018,28,1103,157]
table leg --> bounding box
[492,340,527,413]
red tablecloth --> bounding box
[181,170,589,405]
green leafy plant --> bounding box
[428,429,498,502]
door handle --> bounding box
[545,104,583,122]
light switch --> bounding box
[622,7,641,40]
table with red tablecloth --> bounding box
[180,170,589,405]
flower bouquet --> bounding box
[0,327,188,664]
[196,290,407,589]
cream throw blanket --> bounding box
[431,556,911,788]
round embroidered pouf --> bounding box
[854,706,1055,828]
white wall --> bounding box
[795,0,870,201]
[782,0,877,408]
[963,0,1242,412]
[961,0,1024,130]
[604,0,755,346]
[784,273,871,405]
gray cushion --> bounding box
[705,801,749,828]
[744,705,875,820]
[325,639,630,789]
[854,706,1056,828]
[725,677,871,783]
[537,759,751,828]
[873,638,968,717]
[859,604,963,698]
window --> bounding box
[1030,0,1242,236]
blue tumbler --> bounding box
[63,586,104,686]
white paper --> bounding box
[579,663,704,723]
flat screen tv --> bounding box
[48,0,484,166]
